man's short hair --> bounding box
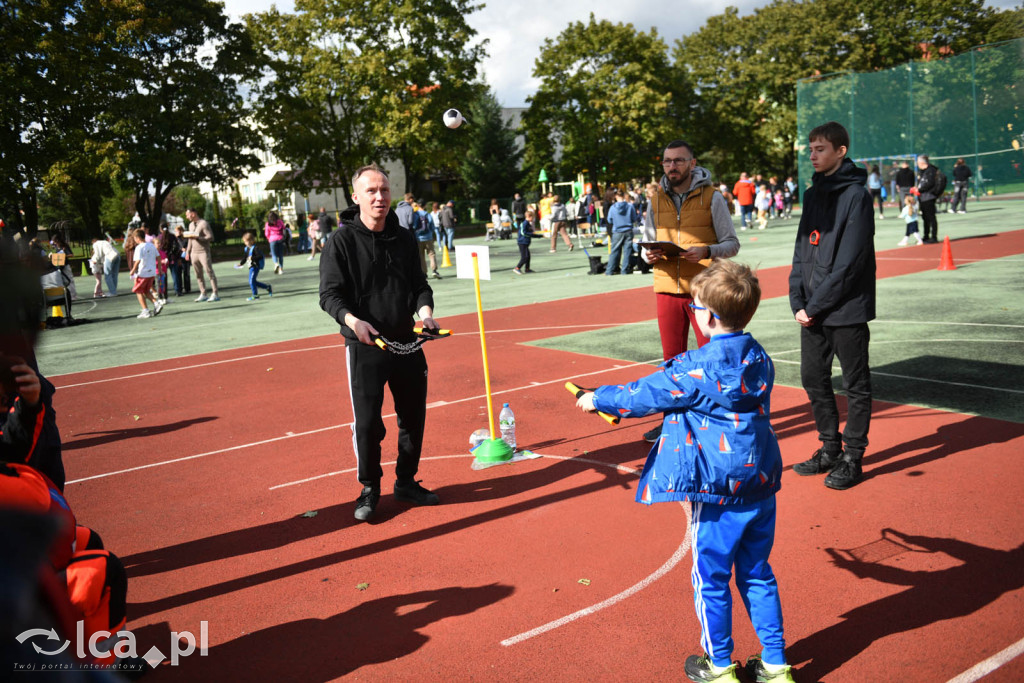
[404,192,414,202]
[665,139,695,157]
[185,207,198,214]
[808,121,850,152]
[351,164,388,187]
[919,154,930,163]
[690,260,761,331]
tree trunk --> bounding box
[21,188,39,236]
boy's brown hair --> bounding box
[134,227,146,240]
[808,121,850,152]
[241,230,255,242]
[690,260,761,331]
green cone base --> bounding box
[473,438,514,463]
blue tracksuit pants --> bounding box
[690,497,786,667]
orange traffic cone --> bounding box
[938,235,956,271]
[441,244,452,268]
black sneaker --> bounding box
[394,479,440,506]
[825,457,863,490]
[684,654,741,682]
[745,655,795,682]
[643,425,662,443]
[792,448,840,476]
[354,486,380,521]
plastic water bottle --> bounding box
[498,403,516,451]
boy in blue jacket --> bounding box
[576,259,793,683]
[237,231,272,301]
[513,209,543,275]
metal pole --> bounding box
[971,47,980,202]
[908,62,914,156]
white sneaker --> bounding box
[154,301,164,316]
[877,215,884,219]
[897,237,908,246]
[195,294,208,302]
[957,210,966,214]
[307,255,315,261]
[207,295,221,302]
[137,309,152,319]
[156,298,166,306]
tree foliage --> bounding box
[247,0,486,205]
[675,0,1003,178]
[1,1,260,236]
[522,14,688,188]
[457,89,522,198]
[111,1,263,231]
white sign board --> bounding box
[454,245,492,281]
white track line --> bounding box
[54,345,343,389]
[946,636,1024,683]
[65,423,349,485]
[500,455,691,647]
[283,452,694,649]
[66,360,659,487]
[49,322,651,389]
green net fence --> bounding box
[797,38,1024,198]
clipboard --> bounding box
[637,241,685,257]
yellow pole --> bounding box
[473,253,497,439]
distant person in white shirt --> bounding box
[89,235,120,297]
[129,228,163,319]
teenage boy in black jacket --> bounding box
[789,122,876,491]
[319,164,443,522]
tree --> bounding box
[675,0,1001,179]
[457,89,522,198]
[0,0,135,235]
[110,1,263,231]
[522,14,688,188]
[247,0,486,205]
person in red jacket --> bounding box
[732,173,757,229]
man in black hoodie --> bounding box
[319,164,443,521]
[789,122,875,491]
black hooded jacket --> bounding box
[789,158,876,326]
[319,206,433,343]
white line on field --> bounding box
[66,359,659,487]
[945,636,1024,683]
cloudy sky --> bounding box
[222,0,1019,108]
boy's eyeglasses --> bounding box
[689,303,720,320]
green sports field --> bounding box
[38,200,1024,423]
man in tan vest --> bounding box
[640,140,740,442]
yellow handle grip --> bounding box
[565,382,620,425]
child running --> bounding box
[513,209,543,275]
[898,195,923,246]
[576,259,793,683]
[755,184,771,229]
[238,231,273,301]
[129,228,163,319]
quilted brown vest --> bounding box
[651,184,717,294]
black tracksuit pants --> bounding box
[800,323,872,460]
[919,198,938,241]
[345,341,428,489]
